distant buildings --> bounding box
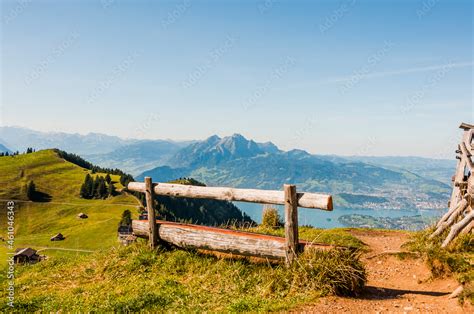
[77,213,88,219]
[50,233,65,241]
[117,225,135,245]
[14,248,41,264]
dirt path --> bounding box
[302,230,472,313]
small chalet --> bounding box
[77,213,88,219]
[50,233,65,241]
[117,225,133,245]
[14,248,41,264]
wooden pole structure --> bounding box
[128,182,333,211]
[145,177,157,249]
[284,184,298,266]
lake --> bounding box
[235,202,445,229]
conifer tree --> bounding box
[97,178,107,199]
[26,181,36,200]
[107,182,116,197]
[119,210,132,226]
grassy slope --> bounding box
[0,150,140,260]
[0,150,368,311]
[1,241,365,312]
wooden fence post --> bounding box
[284,184,298,266]
[145,177,157,249]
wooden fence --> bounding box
[128,178,333,264]
[431,122,473,247]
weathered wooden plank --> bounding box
[459,122,474,130]
[465,129,474,152]
[128,182,333,211]
[145,177,157,249]
[132,220,335,260]
[284,184,298,265]
[431,198,468,238]
[459,142,474,172]
[442,211,474,248]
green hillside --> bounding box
[0,149,369,311]
[0,149,140,260]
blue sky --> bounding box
[1,0,472,157]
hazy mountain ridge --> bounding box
[138,134,451,210]
[320,155,456,186]
[85,140,192,175]
[169,134,280,168]
[0,126,133,155]
[0,143,11,153]
[1,127,453,210]
[0,126,192,174]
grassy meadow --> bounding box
[0,149,368,311]
[0,241,366,312]
[0,150,140,266]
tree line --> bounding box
[80,174,116,199]
[56,149,128,176]
[0,147,35,157]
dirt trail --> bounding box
[303,230,472,313]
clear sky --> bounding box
[0,0,472,158]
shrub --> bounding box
[261,207,283,228]
[279,249,366,296]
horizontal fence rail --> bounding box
[128,182,333,211]
[132,219,336,260]
[128,179,334,264]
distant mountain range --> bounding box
[0,126,455,210]
[138,134,452,210]
[0,143,11,153]
[0,126,191,174]
[320,155,456,186]
[85,140,192,175]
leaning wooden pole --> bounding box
[442,211,474,248]
[284,184,298,266]
[145,177,157,249]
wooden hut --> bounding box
[77,213,88,219]
[117,225,133,245]
[14,248,40,264]
[50,233,65,241]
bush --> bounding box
[280,249,366,296]
[261,207,283,228]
